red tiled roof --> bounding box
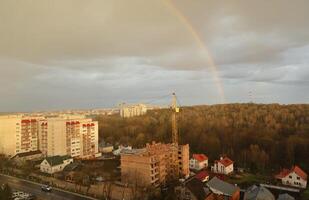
[275,168,290,179]
[293,165,307,180]
[193,154,208,162]
[195,171,209,181]
[215,157,233,167]
[276,165,307,180]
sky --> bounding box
[0,0,309,112]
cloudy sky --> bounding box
[0,0,309,112]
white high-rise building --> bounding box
[0,114,99,159]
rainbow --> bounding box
[162,0,225,103]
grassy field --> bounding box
[226,173,271,187]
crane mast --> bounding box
[171,93,179,145]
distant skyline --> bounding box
[1,0,309,112]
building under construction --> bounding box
[120,93,190,187]
[121,142,189,187]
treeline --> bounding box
[96,103,309,173]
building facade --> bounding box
[120,104,148,118]
[189,154,208,170]
[39,116,99,159]
[0,115,43,157]
[40,155,73,174]
[275,165,307,189]
[120,142,189,187]
[0,114,99,159]
[211,156,234,175]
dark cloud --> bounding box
[0,0,308,111]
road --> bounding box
[0,174,97,200]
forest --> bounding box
[96,103,309,174]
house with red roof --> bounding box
[195,170,210,182]
[275,165,307,189]
[211,156,234,175]
[190,154,208,170]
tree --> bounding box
[0,184,12,200]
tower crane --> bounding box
[171,93,179,145]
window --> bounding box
[297,176,300,180]
[289,175,292,179]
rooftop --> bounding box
[215,156,233,167]
[275,165,307,180]
[44,155,72,166]
[185,178,211,200]
[244,185,275,200]
[192,154,208,162]
[195,171,209,181]
[12,150,42,159]
[207,176,239,197]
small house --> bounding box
[275,165,307,189]
[40,155,73,174]
[206,177,240,200]
[190,154,208,170]
[211,156,234,175]
[11,150,43,166]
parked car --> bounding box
[41,185,52,192]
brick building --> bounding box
[120,142,189,187]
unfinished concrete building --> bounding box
[121,142,189,187]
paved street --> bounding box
[0,174,97,200]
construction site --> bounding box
[120,93,190,187]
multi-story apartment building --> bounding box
[0,114,99,159]
[120,104,148,118]
[120,142,189,187]
[119,104,161,118]
[0,115,43,157]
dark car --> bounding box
[41,185,52,192]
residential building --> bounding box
[39,115,99,159]
[195,170,209,182]
[120,104,148,118]
[211,156,234,175]
[0,114,99,159]
[275,165,307,189]
[11,150,43,166]
[0,115,43,157]
[113,145,132,156]
[120,142,189,187]
[40,155,73,174]
[206,177,240,200]
[190,154,208,170]
[99,141,114,153]
[175,178,212,200]
[244,185,275,200]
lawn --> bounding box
[226,173,271,188]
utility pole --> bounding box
[171,93,179,145]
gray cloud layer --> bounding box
[0,0,308,111]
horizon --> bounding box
[1,101,308,113]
